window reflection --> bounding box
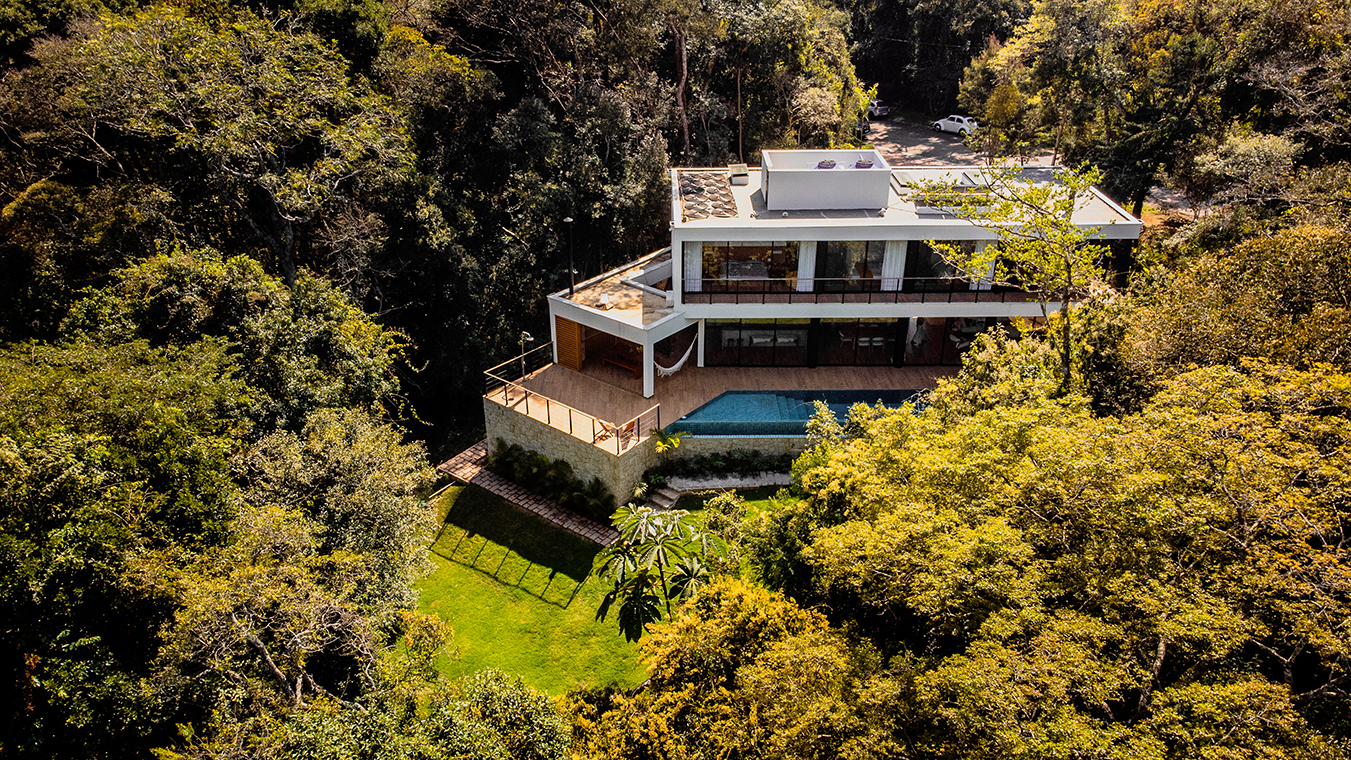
[700,242,799,292]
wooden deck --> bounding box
[510,362,956,427]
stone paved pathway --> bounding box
[666,472,793,491]
[437,440,619,545]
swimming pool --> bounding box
[665,389,924,437]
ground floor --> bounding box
[560,315,1021,380]
[704,316,1022,368]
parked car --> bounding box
[867,99,890,119]
[932,115,978,135]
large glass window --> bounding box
[857,320,897,365]
[903,317,1010,365]
[903,318,944,365]
[817,241,886,292]
[739,318,777,366]
[701,242,798,291]
[817,319,899,365]
[817,318,859,365]
[942,317,988,364]
[705,319,811,366]
[705,320,742,365]
[904,241,963,292]
[773,319,809,365]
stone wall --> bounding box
[678,435,808,459]
[482,398,657,503]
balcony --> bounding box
[682,276,1039,306]
[484,345,660,456]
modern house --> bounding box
[482,149,1142,499]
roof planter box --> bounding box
[762,149,891,212]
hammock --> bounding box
[654,339,697,377]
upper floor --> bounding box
[669,149,1141,317]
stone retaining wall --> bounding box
[482,398,656,503]
[677,435,808,458]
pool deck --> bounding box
[511,363,956,428]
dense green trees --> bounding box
[63,247,405,429]
[5,0,1351,757]
[0,255,441,756]
[0,340,245,755]
[574,362,1351,757]
[570,578,888,760]
[1125,223,1351,374]
[957,0,1351,217]
[847,0,1029,112]
[4,7,413,285]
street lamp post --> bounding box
[563,216,575,295]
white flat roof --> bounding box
[672,166,1143,238]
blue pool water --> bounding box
[666,389,924,437]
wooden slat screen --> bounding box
[555,316,583,371]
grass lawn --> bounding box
[416,485,646,695]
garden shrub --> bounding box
[646,448,794,481]
[485,439,615,521]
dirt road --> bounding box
[862,116,1186,214]
[865,116,1055,167]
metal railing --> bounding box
[484,347,661,456]
[484,344,555,395]
[681,276,1038,305]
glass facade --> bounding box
[687,239,982,294]
[816,241,887,292]
[706,319,810,366]
[818,319,900,365]
[700,242,799,288]
[707,317,1019,367]
[903,240,965,291]
[688,240,1023,367]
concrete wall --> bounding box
[483,398,657,504]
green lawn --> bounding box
[416,485,646,695]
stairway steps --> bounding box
[647,486,682,510]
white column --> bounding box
[550,314,559,364]
[643,334,655,398]
[796,241,816,291]
[696,319,706,367]
[881,240,907,291]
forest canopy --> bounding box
[2,0,1351,757]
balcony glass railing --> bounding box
[681,277,1038,305]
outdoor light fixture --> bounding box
[563,216,575,295]
[519,331,535,378]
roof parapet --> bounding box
[762,149,892,212]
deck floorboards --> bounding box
[511,363,956,427]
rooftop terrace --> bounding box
[559,249,678,328]
[673,165,1142,235]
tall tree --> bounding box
[592,505,723,641]
[3,6,413,284]
[923,164,1110,387]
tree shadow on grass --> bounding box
[429,486,603,610]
